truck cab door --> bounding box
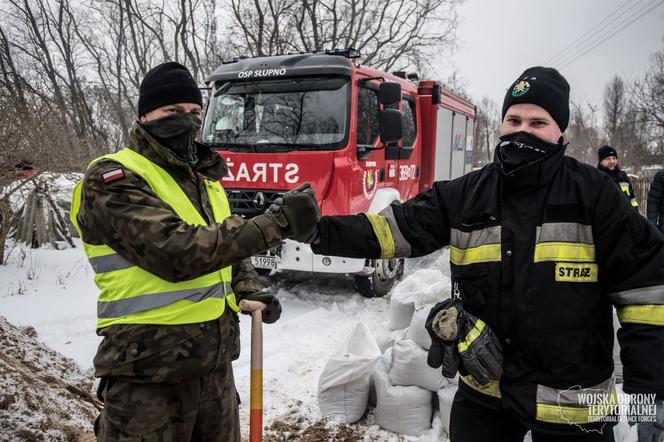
[354,79,387,211]
[395,95,419,200]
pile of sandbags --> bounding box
[373,268,459,437]
[318,269,461,437]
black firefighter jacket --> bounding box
[648,169,664,234]
[598,164,639,209]
[312,146,664,434]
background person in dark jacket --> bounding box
[597,145,639,208]
[648,169,664,233]
[310,67,664,442]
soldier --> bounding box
[310,67,664,441]
[70,62,319,441]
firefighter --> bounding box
[310,67,664,441]
[70,62,320,441]
[597,145,639,208]
[648,169,664,234]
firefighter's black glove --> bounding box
[237,291,282,324]
[457,312,504,385]
[426,298,503,386]
[425,298,461,378]
[638,399,664,442]
[267,183,320,243]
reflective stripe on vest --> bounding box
[70,148,239,328]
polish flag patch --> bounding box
[102,169,125,184]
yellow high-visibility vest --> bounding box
[70,148,239,328]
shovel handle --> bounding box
[241,300,263,442]
[239,299,267,312]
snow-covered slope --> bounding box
[0,238,452,441]
[0,315,97,441]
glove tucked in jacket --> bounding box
[425,298,503,386]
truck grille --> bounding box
[227,189,284,218]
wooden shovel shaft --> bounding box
[249,308,263,442]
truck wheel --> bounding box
[354,258,404,298]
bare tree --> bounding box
[474,96,500,167]
[603,75,626,146]
[565,102,605,165]
[226,0,462,73]
[632,44,664,157]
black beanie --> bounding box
[598,145,618,162]
[501,66,570,132]
[138,62,202,117]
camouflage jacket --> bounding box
[77,122,282,383]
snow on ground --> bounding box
[0,238,452,441]
[0,316,97,441]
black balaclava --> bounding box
[497,131,563,174]
[137,62,203,165]
[497,66,570,174]
[141,113,202,165]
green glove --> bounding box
[267,183,320,243]
[237,291,282,324]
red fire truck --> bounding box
[203,49,476,297]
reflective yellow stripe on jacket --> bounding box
[609,285,664,326]
[70,148,239,328]
[450,226,502,265]
[533,223,596,263]
[460,375,618,424]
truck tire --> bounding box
[354,258,404,298]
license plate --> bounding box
[251,255,278,269]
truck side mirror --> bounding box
[379,82,401,105]
[379,109,402,143]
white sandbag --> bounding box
[406,307,432,350]
[388,294,414,331]
[374,357,433,436]
[370,348,394,407]
[437,384,458,437]
[389,338,447,391]
[318,323,381,423]
[376,328,407,353]
[389,270,451,331]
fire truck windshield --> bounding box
[203,76,349,152]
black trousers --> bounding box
[450,385,615,442]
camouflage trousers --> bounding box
[94,362,240,442]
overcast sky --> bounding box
[438,0,664,107]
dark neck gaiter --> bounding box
[598,163,621,178]
[141,113,202,165]
[496,131,562,174]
